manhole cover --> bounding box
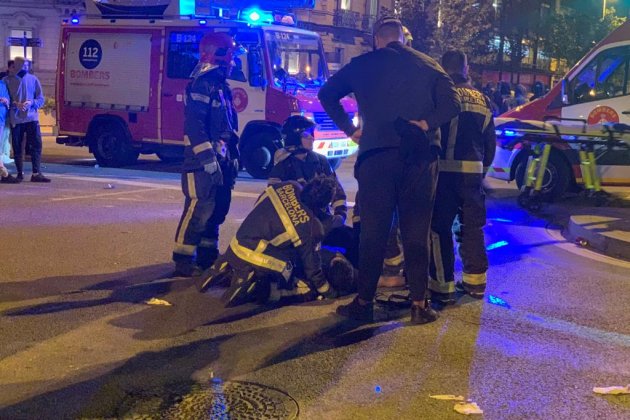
[115,380,299,419]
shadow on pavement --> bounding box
[0,313,395,419]
[0,263,175,304]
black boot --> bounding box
[197,246,219,270]
[410,301,439,325]
[336,296,374,322]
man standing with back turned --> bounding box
[318,16,460,324]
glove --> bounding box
[331,214,346,229]
[204,160,223,186]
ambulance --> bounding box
[55,1,358,178]
[490,21,630,198]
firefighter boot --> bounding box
[197,239,219,270]
[199,259,233,293]
[173,261,203,278]
[221,269,258,308]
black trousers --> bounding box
[352,192,404,275]
[356,148,438,302]
[429,172,488,298]
[11,121,42,175]
[173,169,232,265]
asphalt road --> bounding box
[0,139,629,419]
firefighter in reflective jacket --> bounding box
[172,32,243,277]
[429,51,496,304]
[200,177,344,307]
[268,115,348,234]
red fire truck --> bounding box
[56,3,358,178]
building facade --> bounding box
[296,0,396,71]
[0,0,85,96]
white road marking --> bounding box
[54,174,262,198]
[51,188,164,202]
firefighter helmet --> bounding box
[281,115,316,147]
[402,26,413,46]
[190,32,243,78]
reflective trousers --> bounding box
[429,172,488,299]
[173,169,232,266]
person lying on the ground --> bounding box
[199,177,355,307]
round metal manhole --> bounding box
[115,380,299,419]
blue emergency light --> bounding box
[71,17,80,24]
[242,8,273,24]
[199,19,207,25]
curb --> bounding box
[566,211,630,261]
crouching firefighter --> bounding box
[172,32,243,277]
[429,51,496,304]
[199,177,355,307]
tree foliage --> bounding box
[541,7,626,67]
[395,0,495,60]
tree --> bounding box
[395,0,495,61]
[541,7,626,69]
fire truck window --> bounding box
[265,31,326,88]
[167,31,203,79]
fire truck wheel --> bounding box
[242,132,278,179]
[328,158,343,171]
[91,124,139,167]
[514,151,571,202]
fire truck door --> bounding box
[229,30,266,133]
[160,30,204,144]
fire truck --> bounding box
[490,21,630,199]
[55,1,358,178]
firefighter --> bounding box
[199,177,345,307]
[268,115,348,234]
[268,115,357,264]
[172,32,243,277]
[429,50,496,305]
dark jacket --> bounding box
[228,182,330,292]
[183,69,238,172]
[439,74,496,174]
[268,147,347,222]
[318,41,460,156]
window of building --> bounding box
[340,0,352,10]
[9,29,33,61]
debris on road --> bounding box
[430,395,465,401]
[145,298,172,306]
[593,385,630,395]
[104,184,115,189]
[454,402,484,415]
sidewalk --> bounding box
[566,206,630,260]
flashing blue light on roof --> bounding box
[71,17,80,24]
[249,11,261,21]
[375,385,382,393]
